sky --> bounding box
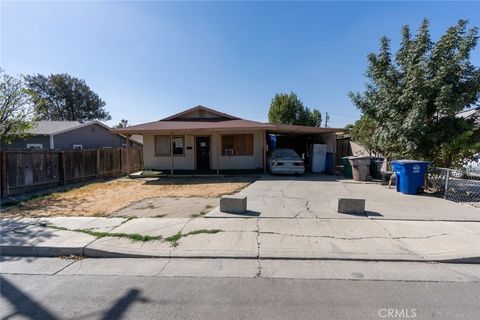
[2,1,480,128]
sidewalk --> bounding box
[1,217,479,263]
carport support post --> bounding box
[263,130,267,174]
[170,133,174,175]
[216,131,220,175]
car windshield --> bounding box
[271,149,300,159]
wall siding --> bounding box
[143,130,264,171]
[1,135,51,150]
[54,124,127,150]
[178,109,225,119]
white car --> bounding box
[268,149,305,175]
[451,154,480,178]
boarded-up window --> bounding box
[222,134,254,156]
[154,136,170,156]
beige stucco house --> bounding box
[112,105,340,174]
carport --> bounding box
[266,124,343,172]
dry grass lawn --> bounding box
[2,177,252,218]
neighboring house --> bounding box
[1,121,142,150]
[112,105,340,173]
[457,106,480,129]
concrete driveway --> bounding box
[206,174,480,221]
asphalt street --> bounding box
[1,258,480,320]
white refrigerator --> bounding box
[310,144,327,173]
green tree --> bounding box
[24,73,111,121]
[115,119,129,128]
[349,19,480,166]
[0,70,35,143]
[348,115,382,156]
[268,92,322,126]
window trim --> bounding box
[172,135,185,157]
[221,134,254,156]
[26,143,43,149]
[72,144,83,150]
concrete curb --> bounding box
[0,245,85,257]
[3,244,480,264]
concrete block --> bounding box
[336,197,365,214]
[220,195,247,214]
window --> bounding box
[73,144,83,150]
[222,134,253,156]
[154,136,170,156]
[154,135,185,156]
[172,136,184,155]
[26,144,43,149]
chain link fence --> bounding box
[426,167,480,206]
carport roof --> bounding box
[268,123,344,135]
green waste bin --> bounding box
[342,156,353,179]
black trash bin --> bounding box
[370,158,384,180]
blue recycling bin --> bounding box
[392,160,429,195]
[325,152,335,175]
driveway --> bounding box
[206,174,480,221]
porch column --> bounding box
[216,131,220,175]
[170,133,173,175]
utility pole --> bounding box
[324,112,330,128]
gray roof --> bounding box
[28,121,94,135]
[129,134,143,144]
[457,107,480,127]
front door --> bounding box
[196,137,210,170]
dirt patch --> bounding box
[2,177,253,218]
[113,197,219,218]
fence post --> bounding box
[444,169,450,199]
[59,151,66,185]
[82,150,85,182]
[1,152,8,198]
[96,149,101,177]
[125,149,130,175]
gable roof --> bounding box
[112,119,274,134]
[161,105,240,121]
[111,106,347,135]
[28,120,112,136]
[112,105,273,134]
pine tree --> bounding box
[349,19,480,166]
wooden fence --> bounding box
[336,138,352,165]
[0,148,143,198]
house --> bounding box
[1,121,142,150]
[457,106,480,129]
[111,105,341,174]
